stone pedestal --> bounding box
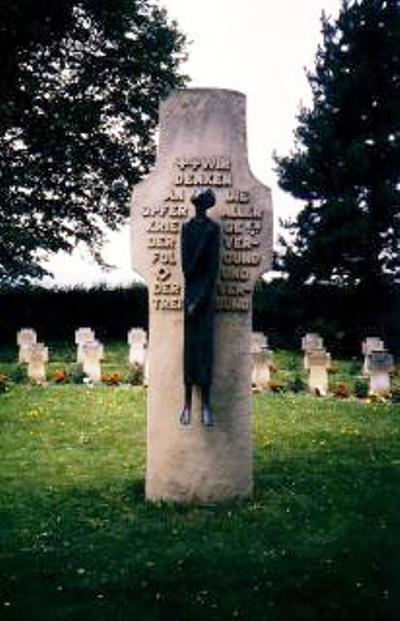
[27,343,48,383]
[252,350,273,390]
[17,328,37,364]
[131,89,273,502]
[75,328,95,363]
[368,351,394,396]
[362,337,385,375]
[302,333,324,369]
[251,333,273,390]
[81,341,104,383]
[307,349,331,396]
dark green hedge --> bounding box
[0,281,398,356]
[0,285,148,344]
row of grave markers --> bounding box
[301,332,395,396]
[14,327,395,394]
[16,327,149,384]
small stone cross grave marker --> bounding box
[368,351,394,395]
[81,340,104,383]
[307,349,331,396]
[27,343,48,384]
[362,337,385,375]
[131,88,273,502]
[75,328,96,363]
[251,332,273,390]
[302,333,324,369]
[17,328,37,364]
[127,328,147,367]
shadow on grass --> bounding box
[1,432,399,621]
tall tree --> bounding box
[275,0,400,293]
[0,0,187,285]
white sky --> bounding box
[43,0,342,287]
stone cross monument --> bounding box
[81,341,104,383]
[17,328,37,364]
[75,328,96,363]
[307,349,332,396]
[368,351,394,396]
[27,343,48,384]
[131,89,273,502]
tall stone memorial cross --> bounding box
[17,328,37,364]
[131,89,273,502]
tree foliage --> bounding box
[275,0,400,292]
[0,0,187,285]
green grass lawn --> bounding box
[0,382,399,620]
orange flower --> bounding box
[53,369,69,383]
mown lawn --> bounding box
[0,384,399,620]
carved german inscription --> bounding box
[142,153,265,313]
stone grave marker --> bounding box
[27,343,48,384]
[131,88,273,502]
[75,328,96,363]
[252,332,268,352]
[81,341,104,383]
[251,332,273,390]
[362,337,385,375]
[17,328,37,364]
[307,349,331,396]
[368,351,394,396]
[302,333,324,369]
[128,328,147,366]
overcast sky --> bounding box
[44,0,342,287]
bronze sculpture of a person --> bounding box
[180,188,220,427]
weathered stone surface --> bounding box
[302,333,324,369]
[81,341,104,383]
[27,343,48,383]
[252,350,273,390]
[128,328,147,367]
[362,337,385,375]
[131,88,273,502]
[75,328,96,363]
[307,349,331,396]
[17,328,37,364]
[368,351,394,396]
[251,332,268,353]
[302,333,324,352]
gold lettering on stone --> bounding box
[142,205,170,217]
[148,236,176,249]
[223,236,260,250]
[154,297,183,310]
[164,188,185,201]
[221,205,263,219]
[154,283,182,296]
[147,220,180,234]
[174,172,232,187]
[152,251,177,265]
[220,267,250,281]
[223,252,261,266]
[168,204,188,218]
[226,189,250,203]
[217,298,250,311]
[175,156,231,171]
[217,284,252,297]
